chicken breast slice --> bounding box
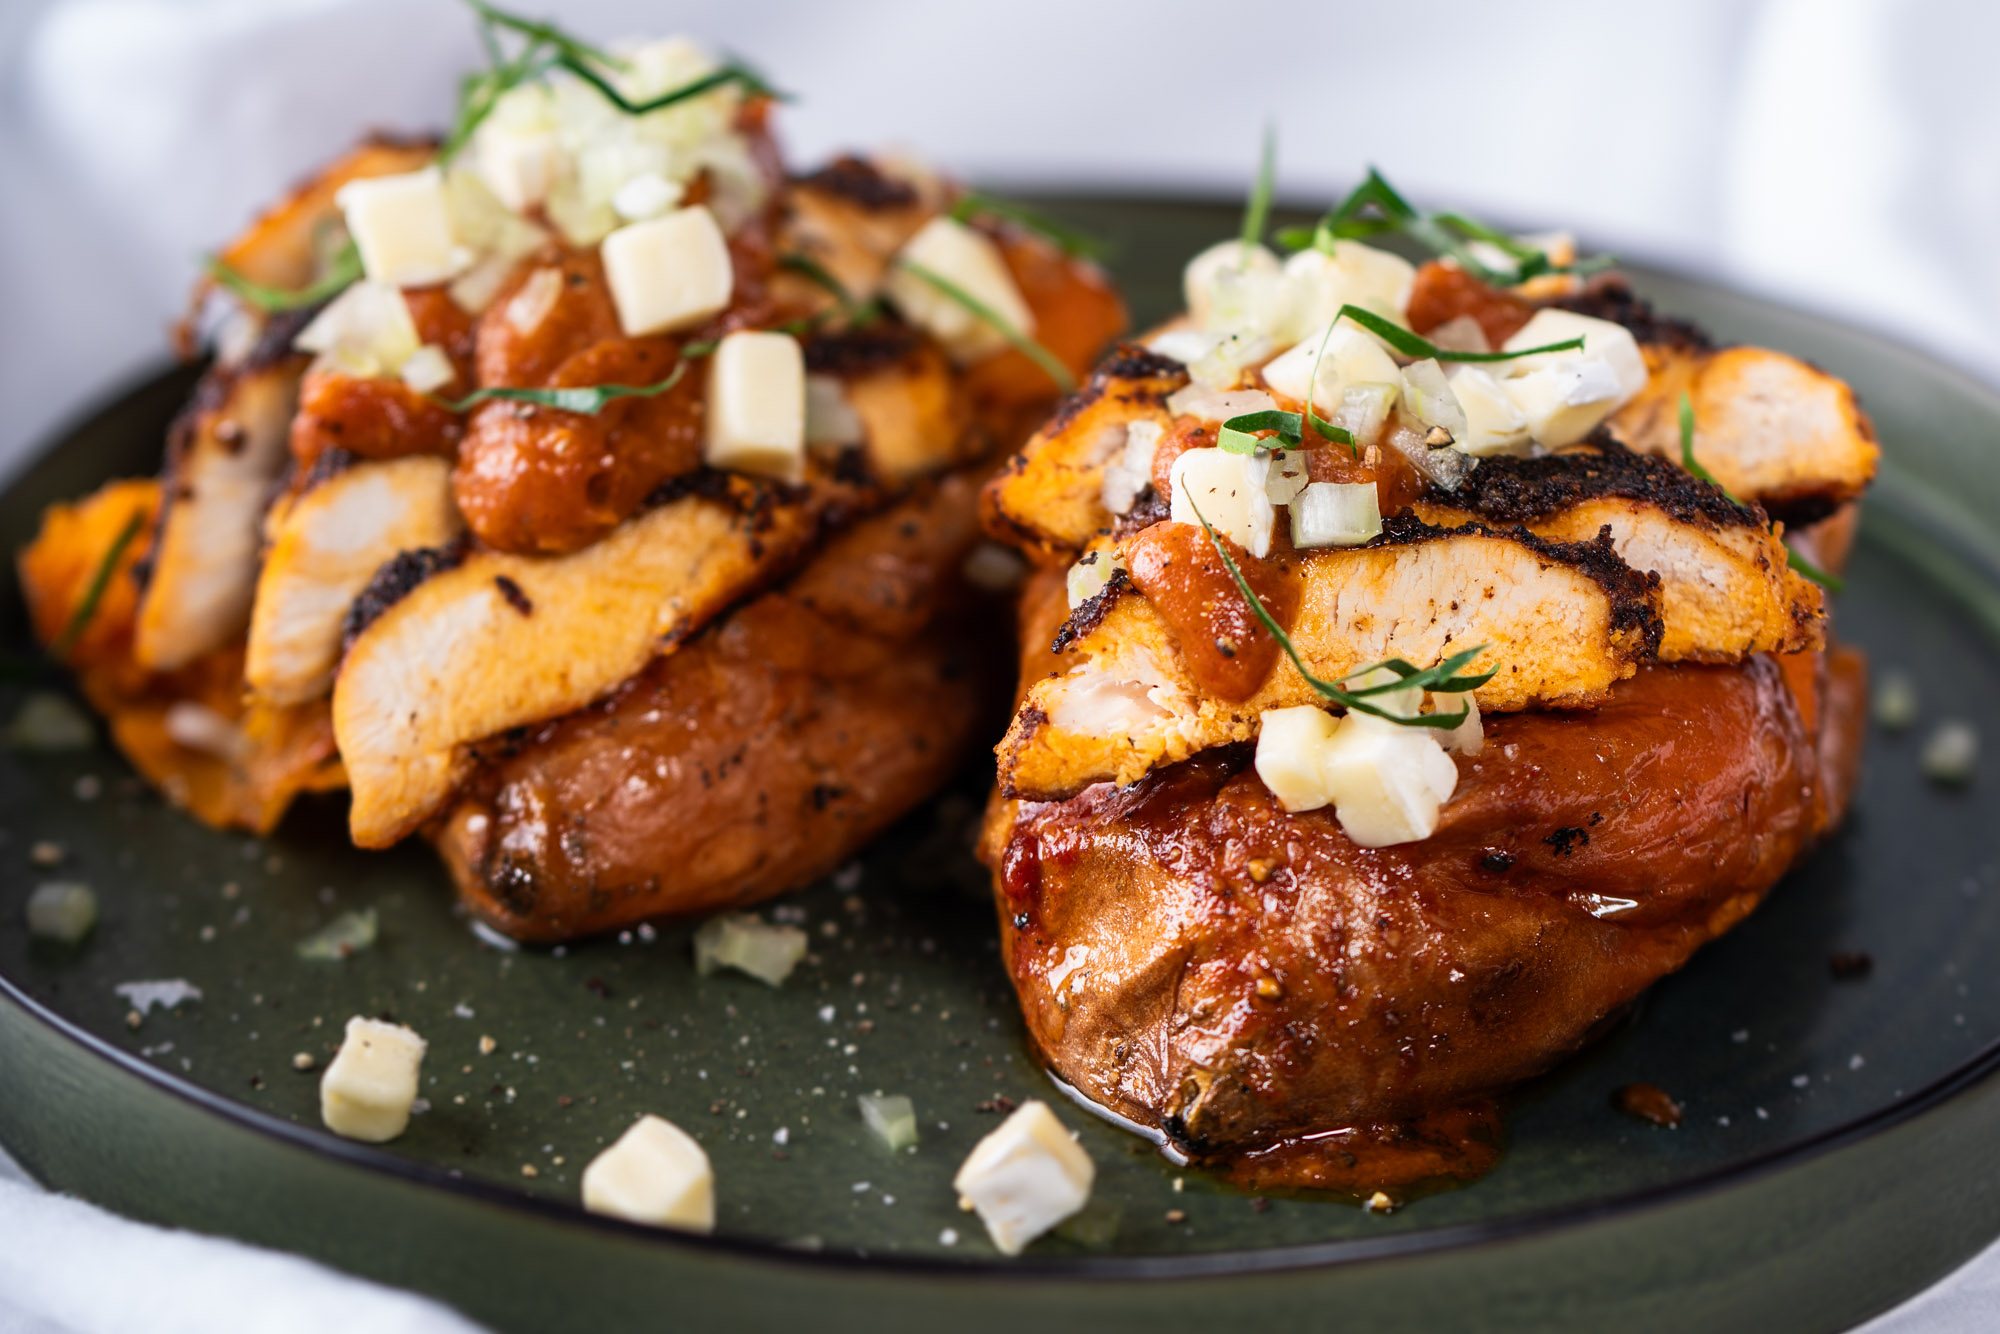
[246,455,463,707]
[333,481,825,847]
[999,517,1662,801]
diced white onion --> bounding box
[1100,420,1163,515]
[1400,359,1468,440]
[1432,689,1483,756]
[1425,315,1490,355]
[1145,328,1223,365]
[692,913,808,986]
[1256,450,1310,506]
[503,266,565,336]
[1331,382,1398,449]
[1259,322,1402,406]
[1271,241,1416,342]
[1065,551,1122,609]
[1290,481,1382,549]
[1383,413,1479,491]
[1163,385,1275,423]
[611,170,682,222]
[294,280,420,379]
[1183,240,1284,335]
[859,1093,920,1151]
[163,701,251,762]
[1186,329,1271,390]
[397,344,455,394]
[803,374,865,450]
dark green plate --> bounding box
[4,198,2000,1332]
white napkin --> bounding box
[0,1145,488,1334]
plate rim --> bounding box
[8,221,2000,1282]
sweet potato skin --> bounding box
[980,577,1865,1159]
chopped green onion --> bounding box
[431,360,691,415]
[1216,405,1353,456]
[53,509,144,658]
[896,259,1076,392]
[693,912,809,987]
[1335,304,1583,365]
[1187,498,1493,727]
[778,251,853,305]
[297,908,380,961]
[555,58,781,118]
[949,191,1106,260]
[204,240,362,313]
[858,1093,919,1150]
[1240,124,1278,261]
[464,0,619,70]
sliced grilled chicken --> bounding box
[205,137,434,296]
[1608,342,1878,523]
[1416,443,1824,662]
[246,455,463,706]
[775,156,938,312]
[999,516,1662,801]
[333,479,831,847]
[980,345,1186,560]
[134,350,303,672]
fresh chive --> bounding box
[1187,498,1492,727]
[54,510,144,658]
[897,259,1076,392]
[1287,165,1613,288]
[1240,124,1277,264]
[554,58,781,118]
[1680,392,1843,592]
[1215,406,1353,456]
[205,240,362,313]
[464,0,619,70]
[778,252,853,305]
[949,191,1106,260]
[1302,315,1360,458]
[431,360,690,415]
[1334,304,1583,364]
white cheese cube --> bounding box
[336,167,470,289]
[952,1100,1094,1256]
[1183,239,1284,336]
[1501,309,1647,406]
[319,1016,426,1143]
[476,126,562,213]
[293,280,420,379]
[1318,713,1461,848]
[1291,481,1382,549]
[1433,689,1484,756]
[601,205,734,338]
[1446,365,1532,456]
[1273,241,1416,340]
[1169,447,1275,558]
[581,1115,716,1233]
[1255,705,1341,811]
[1501,357,1626,447]
[886,217,1035,363]
[704,330,806,483]
[1259,323,1402,407]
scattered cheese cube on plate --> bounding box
[320,1016,426,1143]
[704,330,806,483]
[952,1100,1094,1255]
[582,1115,716,1233]
[336,167,471,289]
[601,205,734,337]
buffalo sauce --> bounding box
[1122,521,1298,701]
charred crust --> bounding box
[795,156,919,211]
[1443,435,1764,530]
[1553,276,1712,353]
[803,323,925,377]
[240,305,320,373]
[1050,567,1133,653]
[642,466,742,511]
[1368,513,1664,658]
[1042,343,1189,437]
[341,538,470,647]
[296,446,360,496]
[996,705,1050,801]
[493,574,534,616]
[1762,492,1844,531]
[1112,485,1169,538]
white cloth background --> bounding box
[1,1,1996,1329]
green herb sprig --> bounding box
[1275,166,1614,288]
[431,359,693,415]
[1333,303,1583,365]
[1240,125,1277,261]
[1216,407,1352,456]
[949,192,1106,261]
[1678,393,1845,593]
[443,0,783,162]
[1187,499,1493,727]
[897,259,1076,392]
[777,252,884,326]
[53,510,145,658]
[204,239,362,314]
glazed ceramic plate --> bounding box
[4,198,2000,1333]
